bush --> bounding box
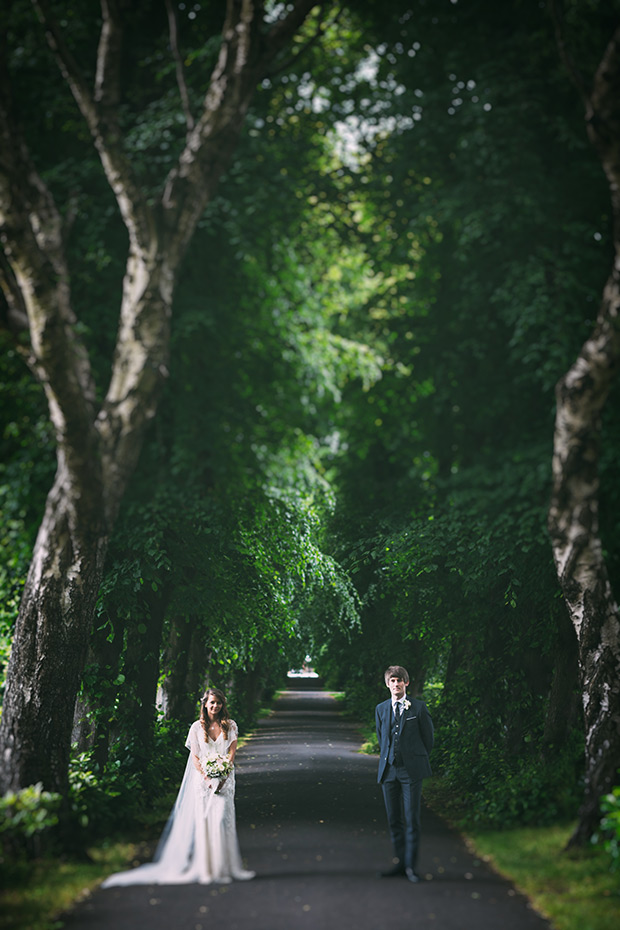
[92,716,189,834]
[67,750,130,837]
[466,757,583,828]
[0,783,62,880]
[67,718,187,840]
[592,785,620,871]
[429,726,583,830]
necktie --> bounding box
[393,702,402,765]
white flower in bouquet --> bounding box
[201,754,233,780]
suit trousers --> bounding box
[381,763,422,870]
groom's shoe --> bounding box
[405,867,420,883]
[380,863,406,877]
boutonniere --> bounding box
[403,699,411,710]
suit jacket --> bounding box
[375,696,434,784]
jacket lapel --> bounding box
[399,699,411,731]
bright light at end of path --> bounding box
[287,656,319,678]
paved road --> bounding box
[62,685,551,930]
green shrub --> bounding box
[0,782,61,839]
[592,785,620,871]
[0,782,62,880]
[67,750,129,836]
[76,716,189,838]
[429,728,583,830]
[359,723,379,755]
[466,757,583,828]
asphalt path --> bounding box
[61,684,552,930]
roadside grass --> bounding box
[5,812,617,930]
[423,777,619,930]
[360,718,619,929]
[329,691,346,702]
[465,823,619,930]
[0,841,140,930]
[8,706,617,929]
[358,722,378,754]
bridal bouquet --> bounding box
[201,754,233,780]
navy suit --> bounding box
[375,696,434,871]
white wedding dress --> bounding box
[102,719,255,887]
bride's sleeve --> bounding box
[185,722,195,751]
[186,721,205,774]
[185,721,200,756]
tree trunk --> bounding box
[231,664,266,727]
[0,471,106,792]
[160,617,206,722]
[548,313,620,842]
[0,0,318,796]
[548,15,620,844]
[541,605,580,753]
[116,589,168,776]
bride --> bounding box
[102,688,255,886]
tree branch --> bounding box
[32,0,99,128]
[165,0,195,132]
[0,250,30,338]
[548,0,591,110]
[0,56,98,450]
[588,22,620,222]
[33,0,154,250]
[264,0,324,63]
[266,2,339,79]
[161,0,320,263]
[95,0,124,108]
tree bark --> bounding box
[0,0,318,795]
[548,15,620,844]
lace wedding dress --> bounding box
[102,719,255,887]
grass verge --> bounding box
[465,823,619,930]
[0,841,140,930]
[6,819,617,930]
[423,779,619,930]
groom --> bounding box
[376,665,434,883]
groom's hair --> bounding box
[384,665,409,685]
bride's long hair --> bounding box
[200,688,231,741]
